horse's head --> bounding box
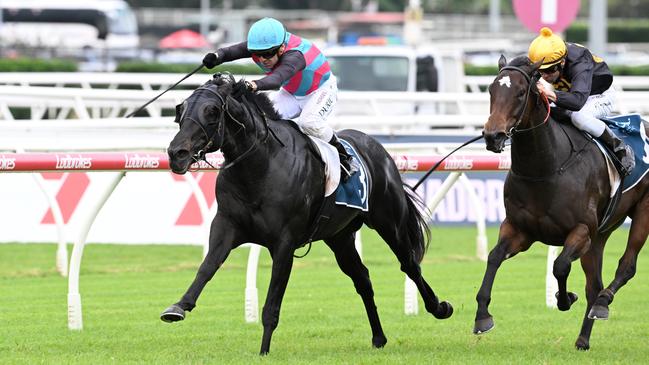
[167,74,236,174]
[483,55,544,152]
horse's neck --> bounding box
[510,103,562,177]
[220,111,270,169]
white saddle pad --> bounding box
[308,136,340,197]
[593,140,621,197]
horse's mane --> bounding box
[244,85,282,121]
[209,74,282,121]
[507,55,537,75]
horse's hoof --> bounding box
[372,335,387,348]
[556,291,578,311]
[473,316,494,335]
[588,304,609,320]
[434,301,454,319]
[575,336,590,351]
[160,304,185,323]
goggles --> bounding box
[540,63,562,75]
[252,46,280,59]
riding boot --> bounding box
[599,127,635,177]
[329,134,353,182]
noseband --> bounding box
[181,86,228,164]
[498,66,550,136]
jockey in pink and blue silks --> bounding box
[202,17,352,177]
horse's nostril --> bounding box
[173,149,190,160]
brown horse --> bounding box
[476,55,649,350]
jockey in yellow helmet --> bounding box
[529,27,634,176]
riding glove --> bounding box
[232,81,255,98]
[202,52,222,69]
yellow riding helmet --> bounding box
[528,27,567,69]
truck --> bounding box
[323,44,467,115]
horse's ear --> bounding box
[174,103,182,124]
[531,58,544,71]
[498,54,507,70]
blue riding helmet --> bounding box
[247,17,287,52]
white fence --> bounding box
[2,73,649,125]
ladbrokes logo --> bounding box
[125,153,160,169]
[55,154,92,170]
[393,156,418,171]
[498,156,511,170]
[0,155,16,170]
[190,156,224,170]
[444,157,473,170]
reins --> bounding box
[187,82,285,170]
[498,65,551,136]
[126,63,204,118]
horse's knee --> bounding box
[348,267,374,296]
[553,257,572,279]
[618,258,637,282]
[486,247,507,267]
[354,283,374,297]
[400,261,420,277]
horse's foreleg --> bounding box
[325,234,387,349]
[161,217,239,322]
[260,243,294,356]
[474,220,531,335]
[554,224,591,311]
[591,201,649,320]
[575,242,605,351]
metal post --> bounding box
[588,0,607,57]
[489,0,501,33]
[68,172,125,330]
[200,0,210,40]
[245,244,261,323]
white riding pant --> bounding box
[569,87,616,137]
[269,75,338,142]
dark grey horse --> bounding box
[161,74,453,355]
[477,55,649,350]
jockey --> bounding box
[201,17,353,179]
[529,27,635,176]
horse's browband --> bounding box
[499,65,532,82]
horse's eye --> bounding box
[208,105,220,117]
[517,90,526,98]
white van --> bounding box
[324,45,443,93]
[324,44,468,115]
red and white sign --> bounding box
[513,0,581,34]
[0,153,511,244]
[0,152,510,173]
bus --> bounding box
[0,0,139,51]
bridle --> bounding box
[179,82,283,170]
[497,65,551,137]
[179,86,229,165]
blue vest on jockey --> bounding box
[252,33,331,97]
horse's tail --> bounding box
[403,184,431,263]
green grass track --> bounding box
[0,226,647,364]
